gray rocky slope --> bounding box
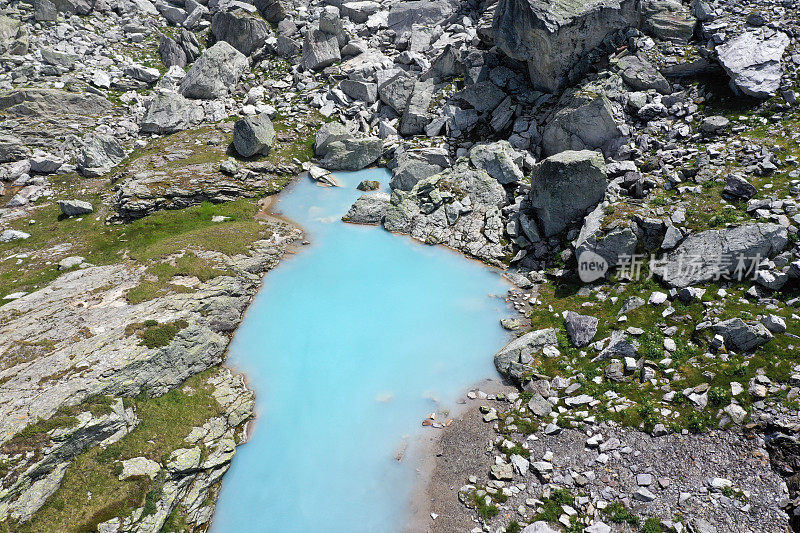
[2,0,800,530]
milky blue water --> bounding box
[211,168,509,533]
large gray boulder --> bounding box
[564,311,598,347]
[713,318,772,352]
[254,0,286,23]
[140,92,203,134]
[529,150,607,237]
[494,328,558,383]
[211,9,269,57]
[319,138,383,171]
[77,135,125,177]
[655,223,788,288]
[233,114,276,158]
[0,135,31,163]
[302,28,341,71]
[542,91,622,156]
[315,123,382,171]
[58,200,93,216]
[314,122,352,155]
[469,141,524,185]
[378,72,416,115]
[179,42,248,99]
[158,35,187,68]
[343,192,390,225]
[387,0,456,34]
[492,0,638,92]
[717,29,789,99]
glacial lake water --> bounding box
[211,168,510,533]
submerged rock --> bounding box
[343,192,390,225]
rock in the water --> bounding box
[179,42,248,99]
[493,0,638,92]
[76,135,125,177]
[58,200,93,216]
[357,180,380,191]
[542,91,622,156]
[717,29,789,99]
[233,114,276,158]
[564,311,599,347]
[343,192,390,225]
[211,9,269,57]
[655,223,788,287]
[140,92,203,134]
[713,318,772,352]
[302,28,341,71]
[469,141,523,185]
[528,150,607,237]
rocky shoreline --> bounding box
[2,0,800,528]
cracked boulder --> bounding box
[528,150,608,238]
[542,90,624,157]
[717,29,789,99]
[492,0,638,92]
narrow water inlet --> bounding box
[210,168,511,532]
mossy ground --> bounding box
[9,369,225,533]
[519,272,800,434]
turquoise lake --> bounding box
[211,168,510,532]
